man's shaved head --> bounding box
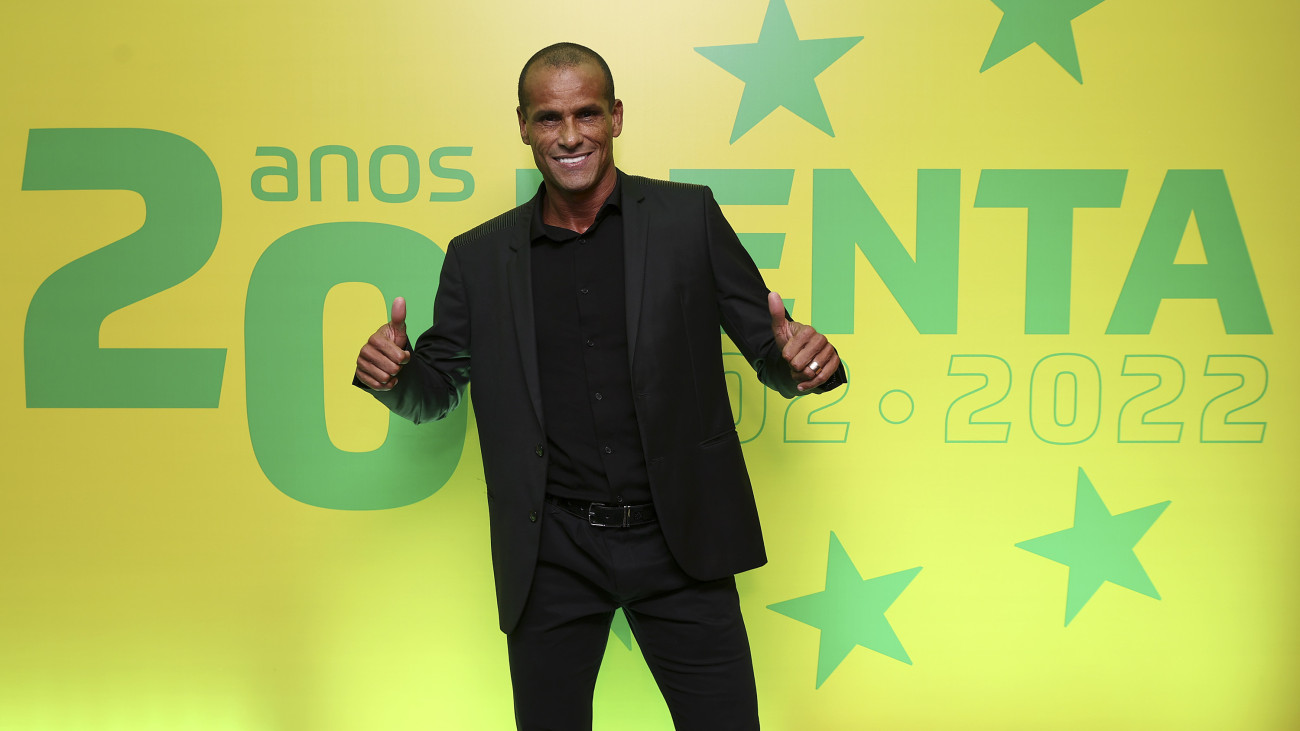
[518,42,615,111]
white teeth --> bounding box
[557,154,588,164]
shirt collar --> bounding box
[530,171,623,243]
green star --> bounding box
[768,533,920,688]
[980,0,1105,83]
[611,608,632,649]
[1018,468,1170,625]
[696,0,862,143]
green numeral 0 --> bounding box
[245,223,467,509]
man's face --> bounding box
[517,61,623,200]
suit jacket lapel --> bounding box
[507,202,546,429]
[622,175,649,369]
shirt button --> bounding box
[586,339,595,347]
[529,511,538,523]
[535,444,544,457]
[580,287,589,295]
[595,392,603,400]
[603,445,613,454]
[578,238,587,245]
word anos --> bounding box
[251,144,474,203]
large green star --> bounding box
[695,0,862,143]
[768,533,920,688]
[980,0,1105,83]
[1018,468,1170,625]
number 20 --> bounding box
[22,128,466,510]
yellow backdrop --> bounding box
[2,0,1297,728]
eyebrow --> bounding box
[529,104,605,121]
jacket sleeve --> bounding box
[703,187,846,398]
[354,238,472,423]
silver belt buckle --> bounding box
[586,502,631,528]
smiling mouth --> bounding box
[555,153,591,166]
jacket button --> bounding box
[535,444,544,457]
[529,511,538,523]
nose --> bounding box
[558,117,580,149]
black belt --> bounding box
[546,496,657,527]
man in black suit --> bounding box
[355,42,843,731]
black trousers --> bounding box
[506,502,760,731]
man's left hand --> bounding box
[768,291,840,393]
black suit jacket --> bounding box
[366,173,841,632]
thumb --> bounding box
[390,296,409,348]
[767,291,790,343]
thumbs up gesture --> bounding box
[355,297,411,391]
[768,291,839,392]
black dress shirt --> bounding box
[530,179,652,506]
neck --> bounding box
[541,169,617,232]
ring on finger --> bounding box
[809,360,820,372]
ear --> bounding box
[611,99,624,138]
[517,106,529,144]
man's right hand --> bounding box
[355,297,410,391]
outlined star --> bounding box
[768,532,920,688]
[980,0,1105,83]
[1017,468,1170,625]
[695,0,862,143]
